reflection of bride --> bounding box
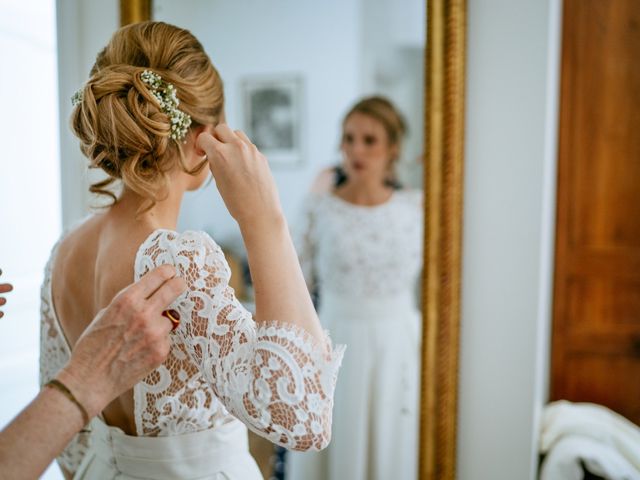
[288,97,423,480]
[39,21,344,479]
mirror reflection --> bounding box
[154,1,425,478]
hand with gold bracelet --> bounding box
[0,265,186,480]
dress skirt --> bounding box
[287,291,421,480]
[73,417,262,479]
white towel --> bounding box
[540,435,640,480]
[540,401,640,480]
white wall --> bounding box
[457,0,562,478]
[56,0,118,227]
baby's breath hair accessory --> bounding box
[140,70,192,142]
[71,89,83,107]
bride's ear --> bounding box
[191,125,214,157]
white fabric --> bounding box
[540,435,640,480]
[288,190,423,480]
[540,400,640,480]
[74,417,261,479]
[39,226,344,478]
[296,190,423,299]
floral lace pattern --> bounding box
[134,230,344,450]
[296,190,423,298]
[39,228,344,475]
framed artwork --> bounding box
[241,75,304,167]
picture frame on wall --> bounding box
[241,75,304,167]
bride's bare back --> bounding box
[52,212,155,434]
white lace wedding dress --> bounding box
[40,227,344,479]
[287,190,423,480]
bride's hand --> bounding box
[0,269,13,319]
[196,125,284,227]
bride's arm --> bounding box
[240,215,322,335]
[139,126,344,451]
[198,125,324,343]
[140,232,343,450]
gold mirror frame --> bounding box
[120,1,466,479]
[421,1,466,479]
[119,0,151,25]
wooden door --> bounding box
[551,0,640,424]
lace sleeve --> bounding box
[135,230,344,451]
[294,195,319,290]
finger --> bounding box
[196,131,223,158]
[0,298,5,306]
[126,265,177,299]
[148,310,179,335]
[147,276,187,310]
[0,283,13,294]
[157,311,175,336]
[234,129,254,148]
[213,123,238,144]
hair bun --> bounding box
[70,21,224,212]
[72,64,176,188]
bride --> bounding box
[288,97,423,480]
[40,21,343,479]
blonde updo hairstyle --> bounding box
[71,21,224,211]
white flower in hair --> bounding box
[70,71,192,143]
[71,89,83,107]
[141,70,192,142]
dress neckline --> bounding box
[328,190,398,210]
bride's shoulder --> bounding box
[300,191,332,212]
[396,188,424,207]
[134,229,229,285]
[52,215,102,265]
[135,229,226,268]
[49,215,147,325]
[137,229,221,254]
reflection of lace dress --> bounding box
[39,228,344,479]
[288,190,423,480]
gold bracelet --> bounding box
[45,379,90,426]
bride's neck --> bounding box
[110,184,185,231]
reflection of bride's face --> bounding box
[341,112,394,184]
